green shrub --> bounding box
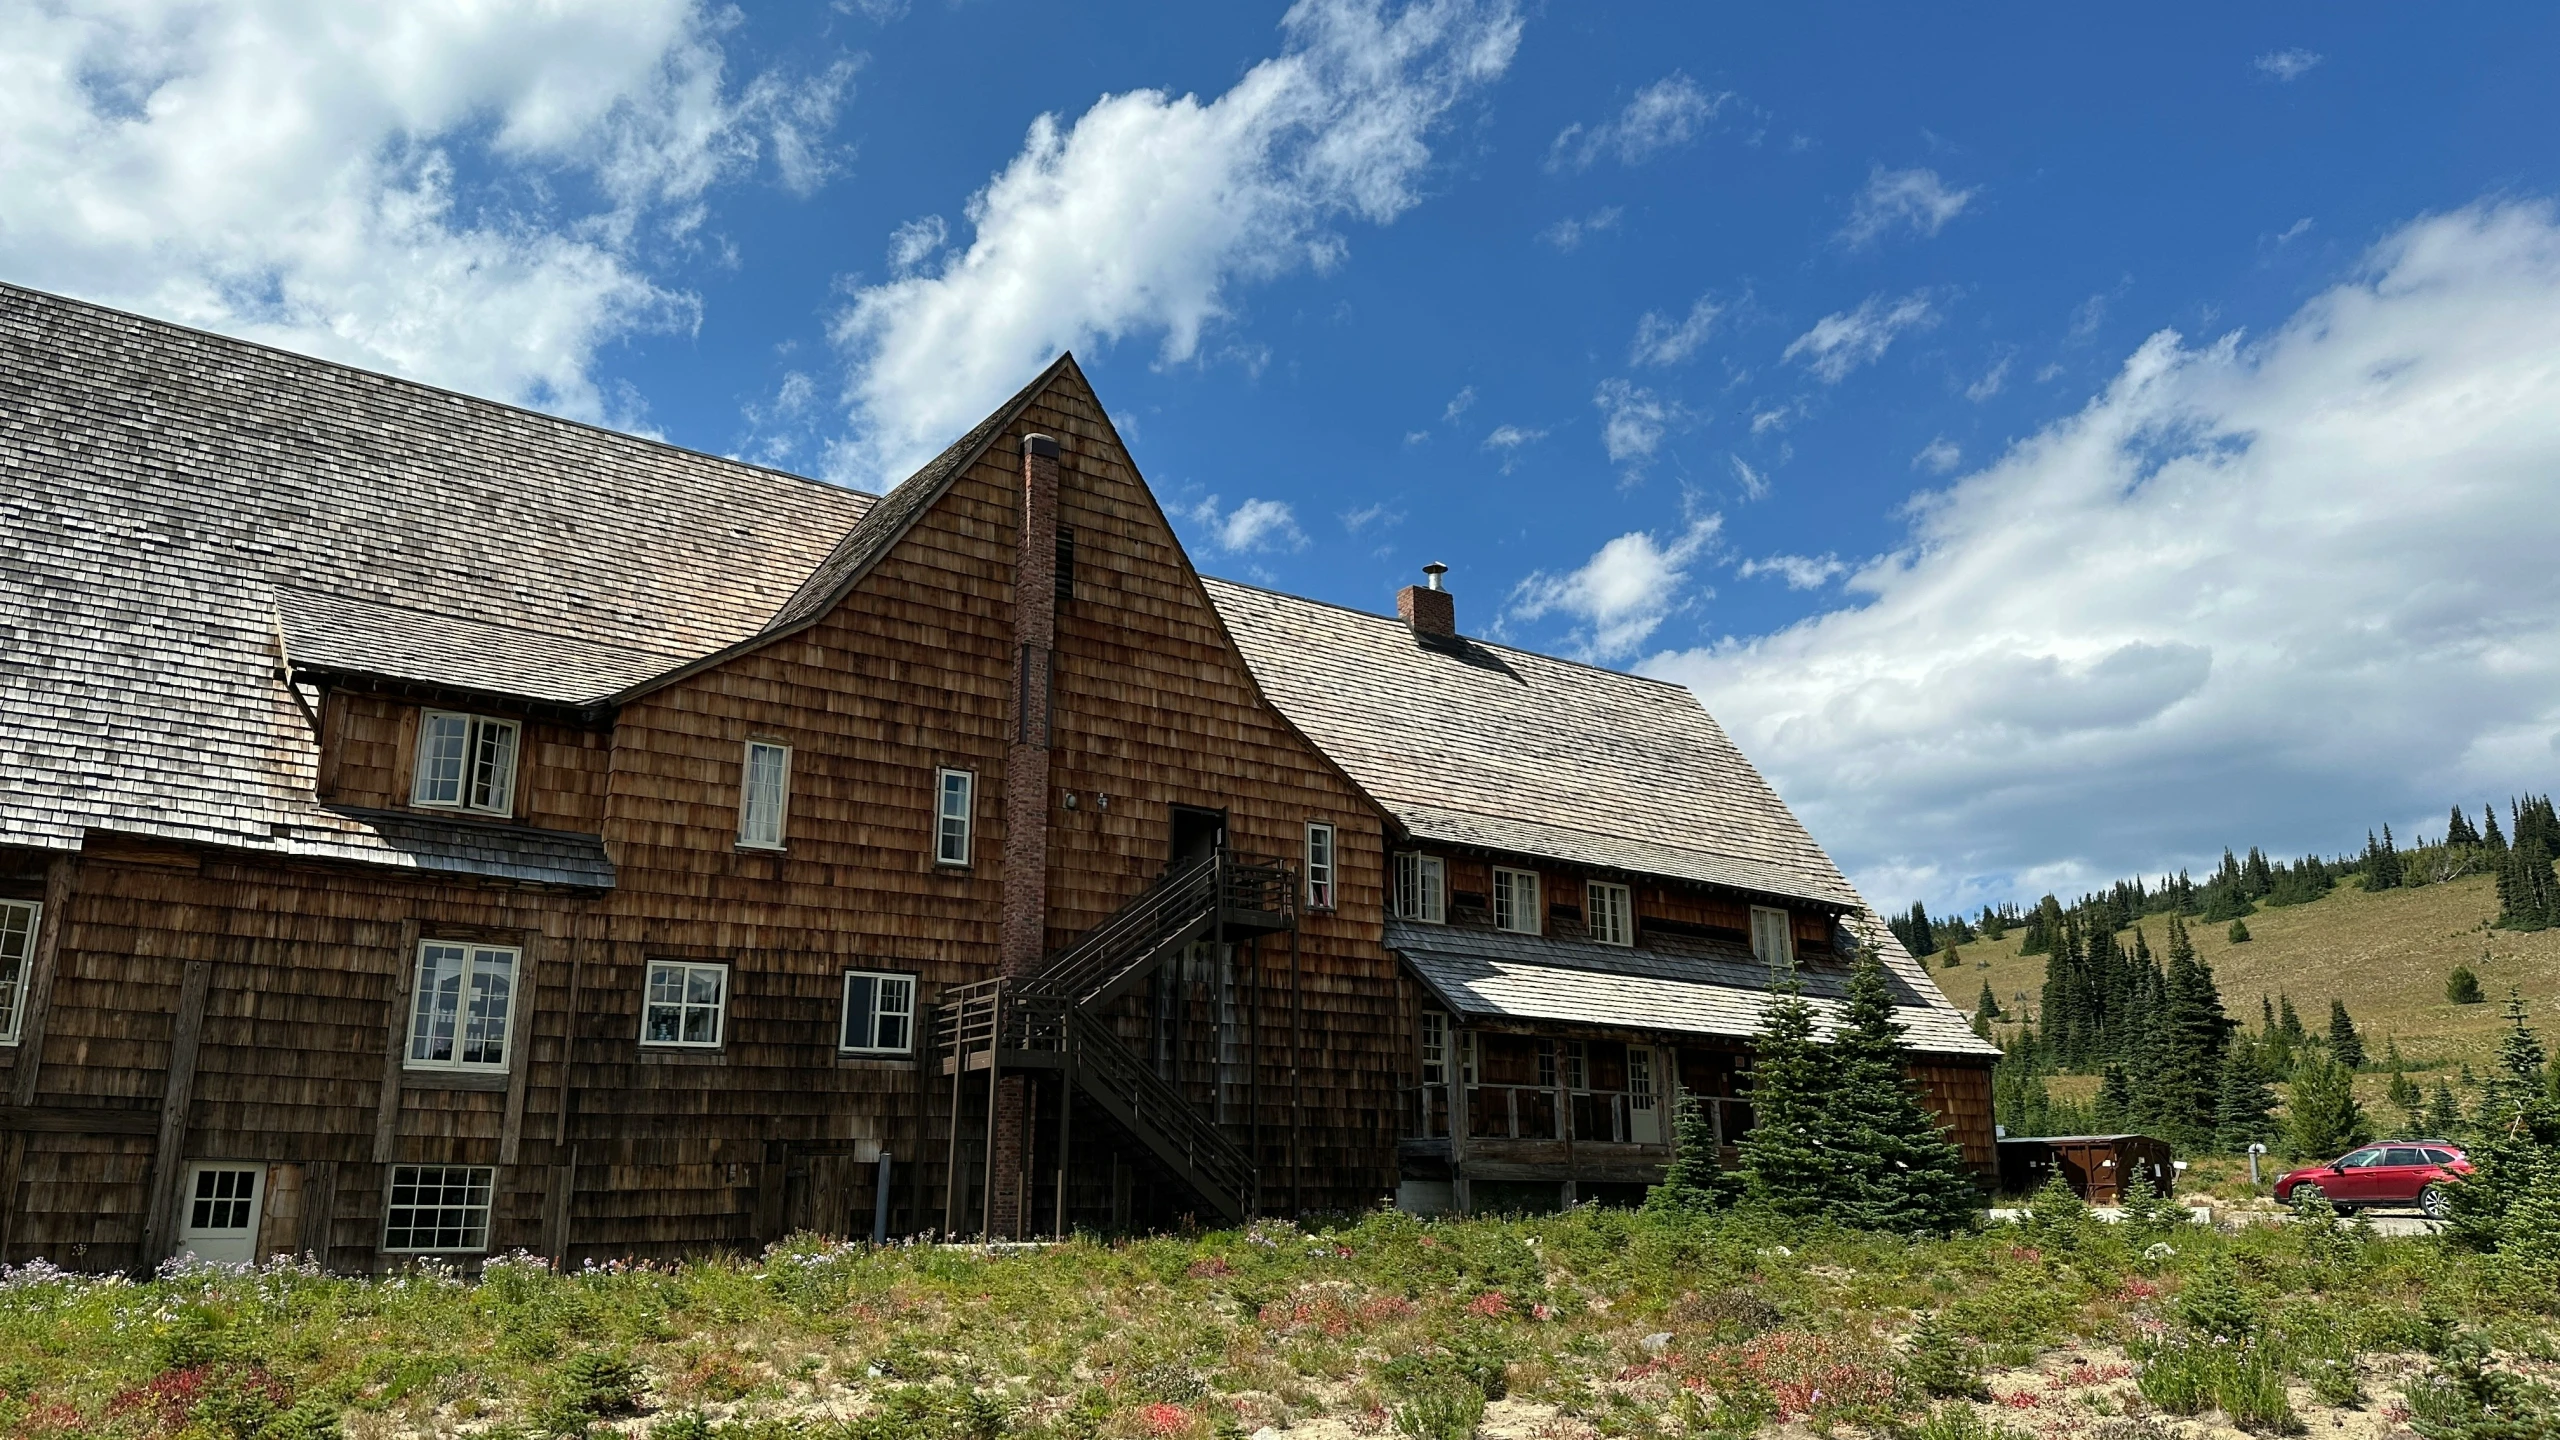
[2214,1349,2301,1434]
[2402,1331,2559,1440]
[2135,1337,2215,1416]
[1390,1383,1484,1440]
[1903,1310,1987,1400]
[1904,1402,2031,1440]
[2174,1259,2260,1344]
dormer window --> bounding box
[1493,867,1541,935]
[1587,881,1633,946]
[413,711,519,816]
[1751,905,1796,967]
[1394,853,1446,924]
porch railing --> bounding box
[1405,1084,1755,1146]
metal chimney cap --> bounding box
[1422,561,1449,590]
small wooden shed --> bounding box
[1997,1134,2174,1204]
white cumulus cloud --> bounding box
[1546,72,1726,171]
[1630,295,1721,366]
[1839,166,1976,248]
[1512,513,1721,660]
[831,0,1521,484]
[2257,49,2324,82]
[1737,553,1845,590]
[1912,438,1962,474]
[1593,379,1678,470]
[1783,291,1939,383]
[0,0,850,420]
[1649,200,2560,915]
[1190,496,1309,553]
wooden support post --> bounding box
[498,930,543,1166]
[942,1002,966,1237]
[1449,1024,1471,1216]
[1053,1065,1073,1239]
[303,1159,338,1273]
[141,960,212,1266]
[979,985,1003,1238]
[1556,1039,1577,1210]
[1289,924,1302,1217]
[372,920,423,1164]
[1246,934,1261,1217]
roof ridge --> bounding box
[0,281,857,504]
[1199,573,1700,694]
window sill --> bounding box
[638,1047,730,1065]
[932,862,974,876]
[735,841,788,855]
[400,1069,512,1092]
[836,1054,917,1071]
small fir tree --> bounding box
[2228,918,2252,944]
[2447,991,2560,1250]
[2427,1077,2463,1139]
[1735,972,1835,1219]
[1827,947,1981,1233]
[2448,964,2486,1005]
[2329,999,2368,1070]
[2214,1039,2280,1153]
[2288,1055,2369,1160]
[1904,1311,1988,1400]
[1645,1089,1735,1215]
[2094,1064,2132,1130]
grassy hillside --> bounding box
[1919,872,2560,1106]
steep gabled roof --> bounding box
[0,282,871,872]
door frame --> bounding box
[175,1160,267,1263]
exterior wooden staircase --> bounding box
[934,850,1294,1229]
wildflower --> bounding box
[1139,1400,1191,1436]
[1468,1290,1511,1318]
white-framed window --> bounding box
[1751,906,1796,967]
[412,711,520,816]
[1493,867,1541,935]
[1419,1009,1448,1084]
[177,1163,265,1265]
[936,768,975,866]
[1564,1039,1590,1093]
[643,960,728,1048]
[739,740,791,850]
[1394,853,1446,924]
[382,1164,495,1253]
[1304,822,1336,910]
[840,970,916,1055]
[406,941,518,1072]
[0,899,37,1045]
[1588,881,1634,947]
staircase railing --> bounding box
[1063,1009,1253,1221]
[1028,854,1221,1006]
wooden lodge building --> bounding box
[0,283,1995,1272]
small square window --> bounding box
[1751,906,1795,967]
[936,769,975,867]
[1304,822,1336,910]
[840,970,917,1055]
[0,899,37,1045]
[1587,882,1634,947]
[739,741,791,850]
[407,941,518,1072]
[1394,853,1446,924]
[412,711,519,816]
[1493,867,1541,935]
[643,961,728,1048]
[382,1164,494,1253]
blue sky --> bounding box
[9,0,2560,916]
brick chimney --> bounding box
[1398,562,1455,637]
[999,433,1062,979]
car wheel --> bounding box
[2421,1184,2452,1221]
[2291,1182,2324,1208]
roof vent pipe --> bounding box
[1398,563,1456,638]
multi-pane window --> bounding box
[739,741,791,849]
[1493,867,1541,935]
[407,941,518,1072]
[1419,1010,1448,1085]
[412,711,520,815]
[840,970,916,1055]
[1303,822,1336,911]
[1564,1039,1590,1092]
[382,1165,495,1252]
[1393,853,1446,924]
[643,961,728,1048]
[1750,906,1795,967]
[0,899,37,1045]
[936,769,975,866]
[1587,881,1634,947]
[188,1166,259,1232]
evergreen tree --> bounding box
[2137,914,2230,1148]
[2260,994,2276,1032]
[2445,991,2560,1250]
[1645,1090,1736,1215]
[2387,1066,2423,1115]
[2213,1039,2279,1152]
[2094,1064,2132,1130]
[2484,804,2508,852]
[2427,1077,2463,1139]
[2448,805,2481,847]
[2228,919,2251,943]
[2495,832,2558,932]
[1826,948,1980,1232]
[2448,964,2485,1005]
[2288,1055,2369,1160]
[1893,900,1939,958]
[1904,1311,1988,1400]
[2278,994,2306,1042]
[1975,981,2002,1028]
[1736,972,1834,1219]
[2363,827,2404,891]
[2328,999,2368,1070]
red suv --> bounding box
[2275,1141,2471,1218]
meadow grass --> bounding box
[1,1198,2554,1439]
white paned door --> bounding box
[176,1162,265,1264]
[1627,1048,1662,1145]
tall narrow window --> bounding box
[1627,1047,1660,1144]
[1750,906,1795,967]
[1419,1010,1449,1084]
[407,941,518,1072]
[936,768,975,866]
[1565,1039,1590,1092]
[840,970,917,1054]
[1393,853,1446,924]
[1460,1030,1479,1086]
[1493,867,1541,935]
[0,899,36,1045]
[412,711,520,816]
[1304,822,1336,910]
[642,960,728,1048]
[739,741,791,849]
[1587,881,1634,946]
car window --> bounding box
[2383,1147,2427,1166]
[2424,1148,2462,1165]
[2337,1148,2385,1168]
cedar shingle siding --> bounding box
[0,283,1990,1268]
